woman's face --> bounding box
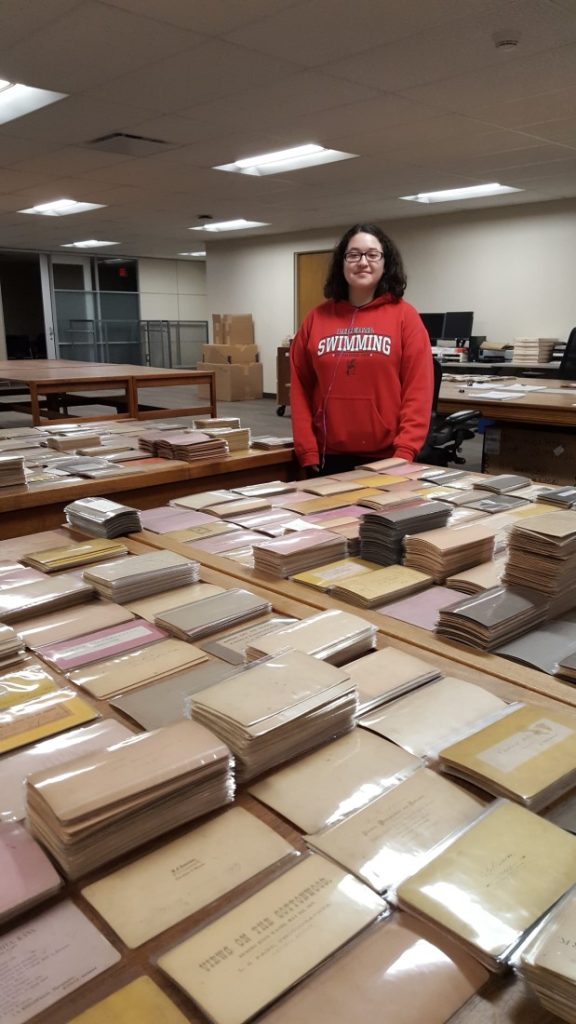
[342,231,385,294]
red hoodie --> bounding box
[290,294,434,467]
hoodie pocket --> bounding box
[319,396,396,453]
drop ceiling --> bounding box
[0,0,575,256]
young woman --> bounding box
[290,223,434,474]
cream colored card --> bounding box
[251,610,374,660]
[69,639,208,698]
[249,729,421,834]
[292,558,378,591]
[439,703,576,804]
[67,978,189,1024]
[521,890,576,979]
[124,583,225,622]
[346,647,441,708]
[397,801,576,963]
[157,854,385,1024]
[335,565,431,602]
[359,677,508,757]
[82,806,294,947]
[281,489,380,515]
[307,768,485,892]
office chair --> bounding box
[559,327,576,380]
[417,357,480,466]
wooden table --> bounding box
[2,530,564,1024]
[439,377,576,428]
[0,359,216,424]
[0,448,296,538]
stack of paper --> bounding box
[475,473,532,493]
[359,502,452,565]
[68,637,209,699]
[503,512,576,614]
[155,430,229,461]
[359,676,509,758]
[27,720,234,877]
[83,549,199,601]
[0,820,62,924]
[291,557,378,591]
[0,454,25,486]
[558,651,576,683]
[0,661,98,754]
[233,480,298,498]
[397,801,576,970]
[246,609,377,665]
[253,529,348,578]
[124,582,225,621]
[463,492,530,514]
[194,416,241,429]
[76,441,137,457]
[249,729,421,833]
[436,586,549,649]
[35,618,167,674]
[539,486,576,509]
[204,426,251,451]
[0,623,26,668]
[251,435,294,449]
[446,558,505,594]
[403,523,496,582]
[345,646,442,714]
[519,888,576,1022]
[157,856,384,1024]
[438,703,576,810]
[64,496,142,537]
[23,537,128,572]
[190,650,357,781]
[307,768,485,893]
[331,564,432,608]
[0,574,94,623]
[512,337,557,363]
[47,431,101,451]
[155,589,271,641]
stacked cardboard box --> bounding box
[202,314,263,400]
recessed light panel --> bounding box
[179,251,206,257]
[190,219,268,232]
[400,183,523,204]
[20,199,106,216]
[215,143,357,176]
[62,239,119,248]
[0,79,66,125]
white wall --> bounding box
[138,258,207,322]
[206,199,576,392]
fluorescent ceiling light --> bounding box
[20,198,106,216]
[190,219,268,232]
[400,183,523,204]
[0,79,66,125]
[215,143,357,176]
[62,239,119,249]
[179,251,206,257]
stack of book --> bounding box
[83,550,199,602]
[538,486,576,509]
[446,558,505,594]
[204,426,251,451]
[512,337,558,363]
[26,720,234,877]
[0,624,26,668]
[194,416,241,430]
[246,609,377,664]
[359,502,452,566]
[253,530,348,578]
[251,435,294,449]
[155,589,271,642]
[0,454,25,487]
[46,431,102,451]
[438,702,576,810]
[403,523,496,582]
[22,538,128,572]
[64,497,142,537]
[520,888,576,1022]
[331,564,432,608]
[155,431,229,461]
[397,801,576,971]
[503,511,576,615]
[189,650,357,781]
[0,575,94,623]
[436,586,549,650]
[475,473,532,493]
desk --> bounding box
[441,361,560,377]
[439,377,576,428]
[0,448,296,538]
[0,359,216,424]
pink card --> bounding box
[192,530,265,554]
[0,821,62,922]
[139,506,214,533]
[375,587,462,631]
[35,619,167,671]
[0,563,46,588]
[302,505,367,523]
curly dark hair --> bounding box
[323,223,407,303]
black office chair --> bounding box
[559,327,576,380]
[417,357,480,466]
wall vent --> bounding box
[88,132,172,156]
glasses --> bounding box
[344,249,384,263]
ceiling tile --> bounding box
[100,0,304,34]
[0,0,81,50]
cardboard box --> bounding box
[483,424,576,484]
[212,314,255,346]
[202,344,259,365]
[201,362,263,401]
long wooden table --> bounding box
[0,449,297,538]
[439,376,576,427]
[2,528,565,1024]
[0,359,217,424]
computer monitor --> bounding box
[442,311,474,340]
[419,312,446,342]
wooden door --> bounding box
[296,250,332,327]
